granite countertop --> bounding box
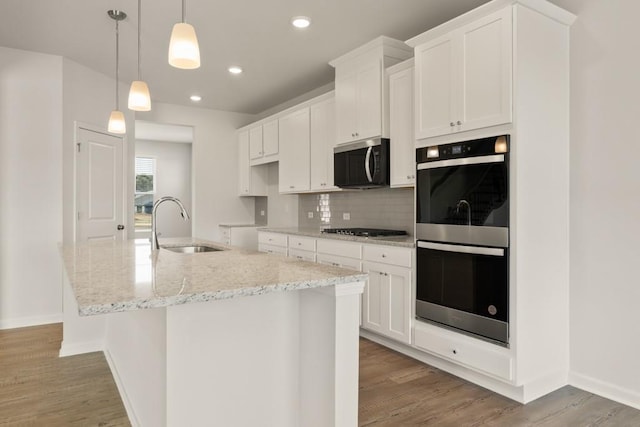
[59,238,367,316]
[258,227,416,248]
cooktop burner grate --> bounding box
[321,228,407,238]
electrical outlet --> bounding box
[307,212,314,219]
[343,212,350,220]
[260,210,265,216]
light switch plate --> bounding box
[307,212,313,219]
[343,212,350,220]
[260,210,265,216]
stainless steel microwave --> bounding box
[333,138,390,189]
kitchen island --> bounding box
[59,238,367,427]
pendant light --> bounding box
[107,10,127,134]
[168,0,201,69]
[128,0,151,111]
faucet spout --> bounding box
[455,199,471,226]
[151,196,190,250]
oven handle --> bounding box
[365,146,373,182]
[417,154,505,170]
[417,241,504,257]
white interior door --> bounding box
[76,127,125,242]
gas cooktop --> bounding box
[321,228,407,238]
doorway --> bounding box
[134,120,193,240]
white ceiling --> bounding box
[1,0,490,115]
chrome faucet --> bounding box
[456,199,471,226]
[151,196,190,250]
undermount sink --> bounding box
[162,245,224,254]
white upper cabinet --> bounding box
[249,118,279,166]
[278,107,310,193]
[330,36,413,145]
[412,7,512,140]
[310,96,338,191]
[238,130,267,197]
[388,60,415,187]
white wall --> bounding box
[137,103,255,242]
[136,140,192,238]
[552,0,640,408]
[0,47,63,328]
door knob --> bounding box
[117,224,125,230]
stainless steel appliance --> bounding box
[321,228,407,238]
[334,138,390,188]
[415,135,510,345]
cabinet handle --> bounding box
[381,254,386,258]
[289,185,294,189]
[456,120,462,125]
[298,242,302,246]
[450,122,455,127]
[452,349,458,355]
[296,256,303,260]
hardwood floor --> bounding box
[2,324,639,426]
[0,324,129,426]
[359,338,640,426]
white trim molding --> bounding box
[0,314,62,330]
[569,371,640,411]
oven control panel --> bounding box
[417,135,509,163]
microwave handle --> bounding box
[417,241,504,257]
[365,147,373,182]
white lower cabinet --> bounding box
[258,232,288,256]
[258,231,414,344]
[361,260,412,345]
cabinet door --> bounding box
[238,130,251,196]
[310,97,337,191]
[249,126,263,160]
[278,107,310,193]
[389,66,415,187]
[362,261,412,344]
[355,61,382,141]
[262,119,279,157]
[335,72,358,144]
[458,7,512,133]
[415,34,456,139]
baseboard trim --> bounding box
[0,313,63,330]
[59,340,104,357]
[569,371,640,411]
[104,348,140,427]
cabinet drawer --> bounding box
[317,239,362,259]
[288,235,316,252]
[288,248,316,262]
[258,232,287,247]
[363,244,413,268]
[316,253,361,272]
[258,243,287,256]
[221,228,230,237]
[413,323,513,381]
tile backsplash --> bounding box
[298,187,414,235]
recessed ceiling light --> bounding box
[228,66,243,75]
[190,95,202,102]
[291,16,311,29]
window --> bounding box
[134,157,155,232]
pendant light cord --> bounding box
[182,0,186,23]
[115,18,120,109]
[137,0,142,80]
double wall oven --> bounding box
[415,135,510,345]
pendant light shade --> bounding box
[108,110,127,133]
[107,10,127,134]
[128,80,151,111]
[128,0,152,111]
[168,0,200,69]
